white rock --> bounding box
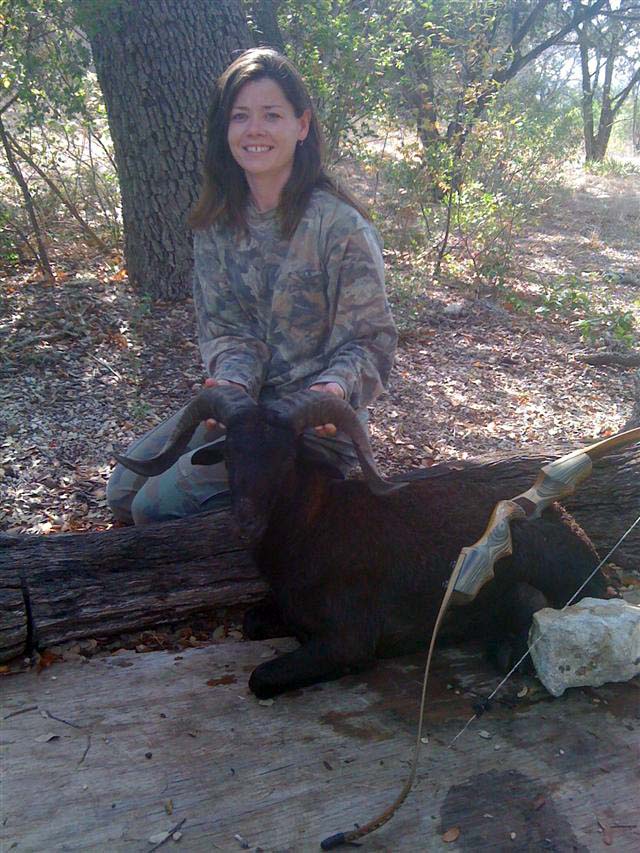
[443,301,467,317]
[529,598,640,697]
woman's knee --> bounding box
[106,463,138,524]
[129,478,193,526]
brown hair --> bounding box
[189,48,368,237]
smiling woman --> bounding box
[226,77,310,208]
[107,48,397,526]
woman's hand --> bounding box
[308,382,346,436]
[202,377,246,430]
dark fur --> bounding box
[193,418,607,700]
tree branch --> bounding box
[0,115,53,279]
[497,0,609,83]
[5,131,111,252]
[611,66,640,114]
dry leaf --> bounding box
[442,827,460,843]
[597,817,614,846]
[206,675,236,687]
[37,649,62,672]
[533,794,546,811]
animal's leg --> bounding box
[510,508,607,605]
[243,598,291,641]
[487,582,550,674]
[249,637,374,699]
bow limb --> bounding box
[451,425,640,606]
[320,522,475,850]
[320,426,640,849]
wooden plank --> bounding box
[2,639,638,852]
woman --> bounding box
[108,48,397,525]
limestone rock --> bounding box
[443,301,468,317]
[529,598,640,697]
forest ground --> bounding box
[1,164,638,540]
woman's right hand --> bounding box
[202,377,246,430]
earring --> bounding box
[297,139,304,147]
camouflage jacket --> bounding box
[192,189,397,409]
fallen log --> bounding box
[576,352,640,368]
[1,445,638,663]
[0,508,267,664]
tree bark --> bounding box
[246,0,285,52]
[576,352,640,368]
[76,0,252,299]
[577,20,596,162]
[1,445,638,663]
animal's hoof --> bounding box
[248,669,279,700]
[487,636,534,675]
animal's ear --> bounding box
[191,443,226,466]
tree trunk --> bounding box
[1,445,638,663]
[76,0,252,299]
[577,21,596,162]
[246,0,285,52]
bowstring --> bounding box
[448,512,640,748]
[321,512,640,848]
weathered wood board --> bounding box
[2,639,639,852]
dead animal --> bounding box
[116,386,609,699]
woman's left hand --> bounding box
[308,382,345,436]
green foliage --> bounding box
[0,207,19,265]
[0,0,120,263]
[0,0,92,127]
[535,274,638,348]
[278,1,591,285]
[370,88,579,285]
[536,275,591,316]
[279,0,413,156]
[577,310,637,348]
[129,398,152,422]
[585,157,640,177]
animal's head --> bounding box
[115,386,402,546]
[194,405,299,544]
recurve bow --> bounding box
[321,425,640,850]
[450,425,640,605]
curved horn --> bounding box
[115,385,256,478]
[271,391,405,496]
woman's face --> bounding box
[227,77,310,186]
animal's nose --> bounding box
[235,520,266,546]
[233,499,266,545]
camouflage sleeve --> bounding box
[192,231,270,400]
[313,224,397,408]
